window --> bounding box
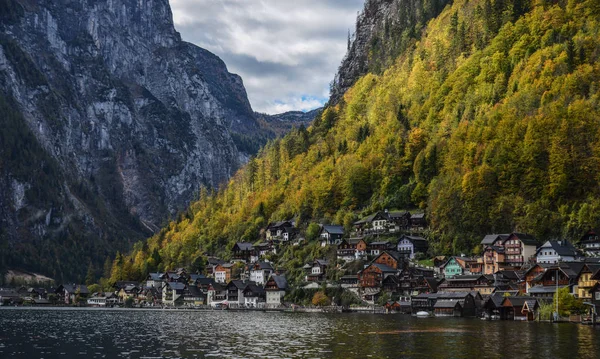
[596,292,600,301]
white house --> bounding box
[265,275,288,307]
[249,262,274,285]
[536,240,581,264]
[397,235,429,259]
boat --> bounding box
[416,311,430,318]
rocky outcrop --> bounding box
[330,0,451,104]
[0,0,260,279]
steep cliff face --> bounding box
[331,0,451,103]
[0,0,260,279]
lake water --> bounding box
[0,307,599,358]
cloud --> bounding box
[170,0,364,114]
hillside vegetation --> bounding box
[107,0,600,282]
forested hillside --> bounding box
[108,0,600,282]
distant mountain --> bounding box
[0,0,267,280]
[255,108,322,137]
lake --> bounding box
[0,307,599,358]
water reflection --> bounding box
[0,308,598,358]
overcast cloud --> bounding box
[170,0,364,114]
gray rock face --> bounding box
[0,0,259,278]
[330,0,451,104]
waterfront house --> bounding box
[225,280,248,306]
[87,292,118,307]
[527,266,575,297]
[207,282,226,306]
[118,284,140,302]
[182,286,205,306]
[536,240,581,264]
[0,289,21,305]
[163,282,185,305]
[336,238,367,261]
[214,263,235,283]
[588,282,600,308]
[368,241,394,256]
[56,284,89,305]
[232,242,254,262]
[264,275,288,307]
[397,235,428,259]
[501,296,539,321]
[434,300,463,317]
[580,229,600,256]
[319,225,345,246]
[577,263,600,299]
[249,262,274,286]
[243,282,266,308]
[305,259,329,282]
[384,301,403,312]
[411,292,477,317]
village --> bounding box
[2,210,600,324]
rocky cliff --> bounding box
[0,0,261,280]
[330,0,451,104]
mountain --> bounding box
[0,0,269,280]
[255,108,322,137]
[97,0,600,285]
[330,0,451,104]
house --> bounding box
[146,273,165,288]
[409,213,427,231]
[481,233,538,273]
[502,233,538,267]
[207,257,225,276]
[387,211,412,232]
[118,284,140,302]
[397,235,428,259]
[373,250,404,270]
[305,259,329,282]
[577,263,600,299]
[536,240,581,264]
[319,225,345,246]
[336,238,367,261]
[527,266,575,297]
[56,284,89,305]
[340,275,359,288]
[358,263,398,288]
[163,282,186,305]
[368,241,393,256]
[254,242,276,258]
[281,226,299,242]
[384,301,403,312]
[243,282,266,308]
[249,262,274,285]
[411,292,477,317]
[353,212,390,236]
[232,242,254,261]
[437,275,495,295]
[589,281,600,309]
[580,229,600,256]
[434,300,463,317]
[265,221,295,241]
[265,275,288,307]
[139,287,161,305]
[441,256,480,278]
[0,289,21,305]
[182,286,205,306]
[214,263,235,283]
[480,234,510,252]
[87,292,118,307]
[501,296,539,321]
[225,280,248,306]
[207,282,227,306]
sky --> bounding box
[170,0,365,114]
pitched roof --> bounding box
[252,262,274,271]
[410,213,425,219]
[269,275,288,290]
[167,282,186,290]
[528,285,568,294]
[537,240,580,257]
[315,259,329,266]
[227,280,248,290]
[400,235,427,243]
[371,263,397,273]
[434,300,463,309]
[502,296,537,307]
[148,273,164,281]
[322,225,344,235]
[60,284,89,295]
[234,242,254,251]
[509,233,538,246]
[243,282,265,295]
[481,234,510,245]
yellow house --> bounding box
[577,264,600,299]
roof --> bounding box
[252,262,274,271]
[481,234,510,245]
[322,225,344,235]
[399,235,427,243]
[387,211,410,219]
[148,273,164,281]
[227,280,248,290]
[234,242,254,251]
[315,259,329,266]
[537,240,580,257]
[185,286,204,298]
[502,296,537,307]
[434,300,463,309]
[208,257,225,265]
[528,285,568,294]
[269,275,288,290]
[445,275,487,282]
[370,241,391,246]
[371,263,397,273]
[167,282,186,290]
[60,284,89,295]
[243,282,265,295]
[410,213,425,219]
[508,233,538,246]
